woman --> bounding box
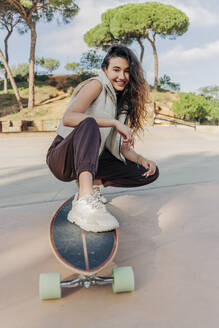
[46,44,159,232]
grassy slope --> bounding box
[151,89,179,113]
[0,83,70,121]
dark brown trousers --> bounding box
[46,117,159,188]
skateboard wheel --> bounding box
[39,273,61,300]
[112,266,135,293]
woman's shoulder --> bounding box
[73,77,103,98]
[85,79,103,92]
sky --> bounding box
[0,0,219,92]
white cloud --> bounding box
[142,0,219,28]
[40,0,124,58]
[160,40,219,66]
[172,2,219,27]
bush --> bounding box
[14,75,27,83]
[64,71,96,90]
[208,99,219,124]
[0,80,3,91]
[35,74,48,82]
[172,93,212,123]
[48,79,58,87]
[12,63,29,81]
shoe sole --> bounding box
[67,212,119,233]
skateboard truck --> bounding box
[61,275,114,289]
[39,266,134,300]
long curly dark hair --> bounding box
[101,44,149,134]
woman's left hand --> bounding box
[140,157,157,177]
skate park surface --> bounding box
[1,125,219,328]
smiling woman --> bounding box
[100,44,148,134]
[46,44,159,233]
[102,57,130,91]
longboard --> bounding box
[39,196,135,300]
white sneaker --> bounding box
[67,193,119,232]
[93,185,108,204]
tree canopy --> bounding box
[80,49,103,72]
[104,2,189,40]
[36,57,60,74]
[199,85,219,99]
[65,50,103,75]
[158,74,180,91]
[65,61,79,73]
[84,23,116,50]
[84,2,189,89]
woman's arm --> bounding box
[63,80,115,128]
[121,143,156,177]
[63,80,115,127]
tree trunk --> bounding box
[136,38,145,64]
[0,47,23,111]
[152,42,159,89]
[28,21,37,110]
[4,69,8,95]
[146,35,159,90]
[4,30,12,94]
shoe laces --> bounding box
[86,195,104,209]
[93,186,102,199]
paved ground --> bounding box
[1,126,219,328]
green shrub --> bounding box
[172,93,212,123]
[208,99,219,124]
[35,74,48,82]
[64,71,96,90]
[12,63,29,81]
[48,79,58,87]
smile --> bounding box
[115,81,127,86]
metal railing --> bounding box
[154,111,196,129]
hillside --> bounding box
[0,76,178,122]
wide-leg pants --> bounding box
[46,117,159,188]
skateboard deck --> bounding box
[39,196,134,300]
[50,196,118,275]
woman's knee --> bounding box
[139,165,159,186]
[75,117,100,140]
[147,166,159,183]
[79,117,98,129]
[153,166,159,180]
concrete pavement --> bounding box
[1,126,219,328]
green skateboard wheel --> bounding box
[39,272,61,300]
[112,266,135,293]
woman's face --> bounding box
[104,56,130,92]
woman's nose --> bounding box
[119,71,125,79]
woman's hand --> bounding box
[140,157,157,177]
[114,120,134,148]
